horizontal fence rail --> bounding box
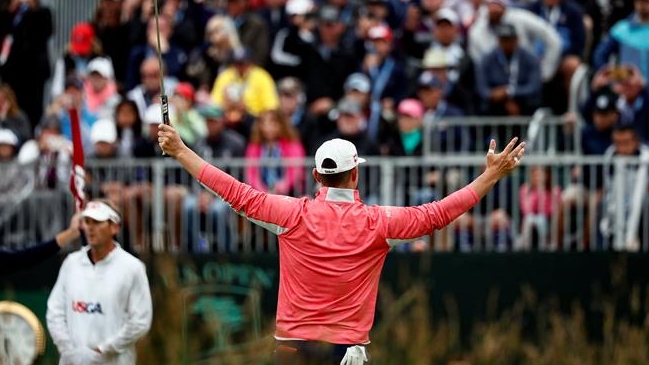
[1,153,648,254]
[422,111,579,156]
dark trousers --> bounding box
[272,340,368,365]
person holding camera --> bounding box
[594,0,649,81]
[586,64,649,142]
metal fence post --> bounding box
[381,159,395,206]
[152,160,166,253]
[613,158,625,251]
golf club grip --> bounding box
[160,94,170,125]
[160,94,170,155]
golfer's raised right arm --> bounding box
[158,123,302,229]
[158,123,206,178]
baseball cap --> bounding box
[594,92,619,113]
[70,22,95,56]
[337,97,363,115]
[486,0,510,7]
[90,119,117,144]
[0,129,18,146]
[315,138,366,174]
[368,24,393,42]
[64,76,83,90]
[319,4,340,23]
[435,8,459,26]
[82,201,121,223]
[495,23,517,38]
[422,48,450,69]
[174,82,195,102]
[418,71,445,89]
[344,73,371,93]
[87,57,114,79]
[286,0,315,16]
[277,77,303,95]
[196,104,224,119]
[397,99,424,118]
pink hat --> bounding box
[397,99,424,119]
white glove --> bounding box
[340,345,368,365]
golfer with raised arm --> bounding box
[158,123,525,365]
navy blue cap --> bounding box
[495,23,517,38]
[417,71,445,89]
[594,92,619,113]
[230,47,252,63]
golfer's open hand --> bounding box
[486,137,525,178]
[158,123,185,158]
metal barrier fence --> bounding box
[422,110,579,156]
[2,154,648,253]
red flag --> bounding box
[68,107,86,211]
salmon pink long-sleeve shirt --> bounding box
[198,163,480,345]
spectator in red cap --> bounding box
[363,23,408,142]
[171,81,207,147]
[51,22,105,98]
[71,22,96,56]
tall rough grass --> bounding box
[136,257,649,365]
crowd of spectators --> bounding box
[0,0,648,252]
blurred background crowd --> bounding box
[0,0,648,253]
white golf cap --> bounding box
[90,118,117,144]
[0,128,18,146]
[286,0,315,15]
[81,201,121,223]
[435,8,459,26]
[315,138,366,174]
[344,72,371,93]
[87,57,114,79]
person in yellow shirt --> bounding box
[210,47,279,116]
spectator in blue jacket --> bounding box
[363,23,408,141]
[527,0,586,113]
[581,89,620,155]
[475,23,542,117]
[527,0,586,58]
[416,71,471,153]
[594,0,649,81]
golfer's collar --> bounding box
[317,187,361,203]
